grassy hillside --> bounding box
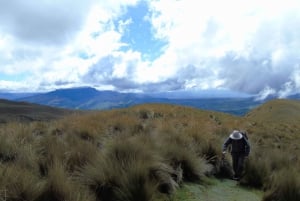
[0,100,299,201]
[243,99,300,151]
[0,99,77,123]
[246,99,300,124]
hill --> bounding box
[17,87,261,115]
[246,99,300,124]
[0,99,77,123]
[17,87,147,110]
[242,99,300,149]
[0,99,299,201]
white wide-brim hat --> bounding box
[230,130,243,140]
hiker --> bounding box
[222,130,250,180]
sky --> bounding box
[1,0,300,99]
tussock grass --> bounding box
[36,161,95,201]
[0,165,43,201]
[239,155,269,188]
[1,102,300,200]
[64,137,99,172]
[79,135,179,200]
[157,132,212,182]
[0,134,17,163]
[263,168,300,201]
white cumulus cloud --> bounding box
[0,0,300,98]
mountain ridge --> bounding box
[0,86,296,116]
[14,87,262,115]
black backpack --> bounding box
[240,131,248,140]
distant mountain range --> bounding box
[1,87,299,116]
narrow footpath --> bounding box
[173,179,263,201]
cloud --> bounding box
[1,0,300,98]
[146,0,300,97]
[0,0,95,45]
[0,0,136,91]
[254,86,276,101]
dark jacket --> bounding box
[222,137,250,156]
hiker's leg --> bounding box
[236,155,245,178]
[231,153,239,178]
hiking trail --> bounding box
[173,178,263,201]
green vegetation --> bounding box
[0,99,299,201]
[172,178,263,201]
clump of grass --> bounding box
[14,143,40,173]
[37,161,95,201]
[0,134,17,163]
[263,168,300,201]
[239,154,269,188]
[114,163,158,201]
[264,148,292,172]
[36,134,68,176]
[138,109,155,120]
[0,165,44,201]
[79,136,178,201]
[64,138,99,173]
[78,152,118,201]
[217,158,233,179]
[158,133,211,183]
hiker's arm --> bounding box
[222,138,231,153]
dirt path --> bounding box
[173,178,263,201]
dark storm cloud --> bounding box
[82,54,187,92]
[140,78,185,92]
[0,0,93,45]
[82,55,139,90]
[83,56,115,83]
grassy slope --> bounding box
[242,99,300,150]
[0,99,78,123]
[172,99,300,201]
[0,99,299,201]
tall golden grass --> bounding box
[0,101,299,200]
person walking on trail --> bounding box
[222,130,251,181]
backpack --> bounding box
[240,131,248,140]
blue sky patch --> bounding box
[115,1,167,61]
[0,72,30,82]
